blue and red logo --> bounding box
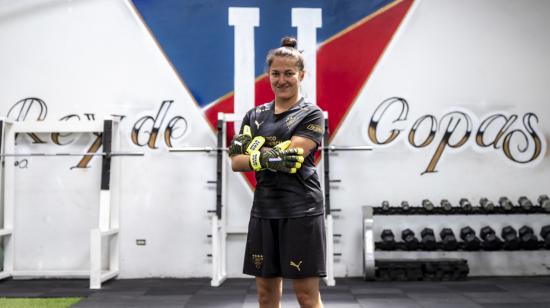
[132,0,414,184]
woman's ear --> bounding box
[299,70,305,81]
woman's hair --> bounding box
[266,37,305,71]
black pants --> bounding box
[243,214,326,279]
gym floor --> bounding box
[1,277,550,307]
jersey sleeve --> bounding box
[293,108,325,146]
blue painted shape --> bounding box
[132,0,393,106]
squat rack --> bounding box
[0,118,137,289]
[171,112,372,287]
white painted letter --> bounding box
[229,7,259,132]
[292,8,322,105]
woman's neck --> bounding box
[274,95,302,114]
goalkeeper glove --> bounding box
[249,141,304,173]
[228,125,265,156]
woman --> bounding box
[229,37,325,308]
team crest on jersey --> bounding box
[285,114,299,129]
[252,254,264,269]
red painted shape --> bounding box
[204,0,414,188]
[317,0,413,138]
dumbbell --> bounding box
[480,226,502,251]
[379,229,397,251]
[501,226,520,250]
[381,200,391,212]
[440,228,459,251]
[440,199,453,212]
[459,198,473,212]
[518,196,533,212]
[538,195,550,212]
[420,228,437,251]
[518,225,539,250]
[401,228,419,250]
[401,201,410,212]
[460,226,481,251]
[499,197,514,211]
[422,199,434,212]
[480,198,495,213]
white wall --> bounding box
[331,0,550,276]
[0,0,549,278]
[0,0,252,278]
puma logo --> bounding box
[254,120,264,130]
[290,260,302,272]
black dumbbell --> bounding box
[459,198,473,212]
[422,199,434,212]
[480,198,495,213]
[518,225,539,250]
[480,226,502,251]
[401,229,419,250]
[440,199,453,212]
[460,226,481,251]
[501,226,520,250]
[381,200,391,212]
[518,196,533,212]
[420,228,437,251]
[400,201,410,212]
[499,197,514,211]
[538,195,550,212]
[540,225,550,249]
[440,228,459,251]
[379,229,396,250]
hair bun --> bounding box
[280,37,297,49]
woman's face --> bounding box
[269,56,304,102]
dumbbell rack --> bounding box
[363,201,550,280]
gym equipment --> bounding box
[518,196,533,212]
[480,226,502,251]
[459,198,473,212]
[380,200,391,213]
[459,226,481,251]
[440,199,453,212]
[499,197,514,211]
[379,229,397,251]
[538,195,550,212]
[401,228,419,250]
[518,225,539,250]
[400,200,410,212]
[421,199,434,212]
[440,228,459,251]
[480,198,495,213]
[420,227,437,251]
[178,112,373,287]
[0,118,140,289]
[375,259,469,281]
[501,226,520,250]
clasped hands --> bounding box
[229,125,304,174]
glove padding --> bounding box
[228,125,265,156]
[249,141,304,173]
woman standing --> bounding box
[229,37,325,308]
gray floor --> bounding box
[1,277,550,307]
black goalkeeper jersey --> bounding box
[239,98,325,219]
